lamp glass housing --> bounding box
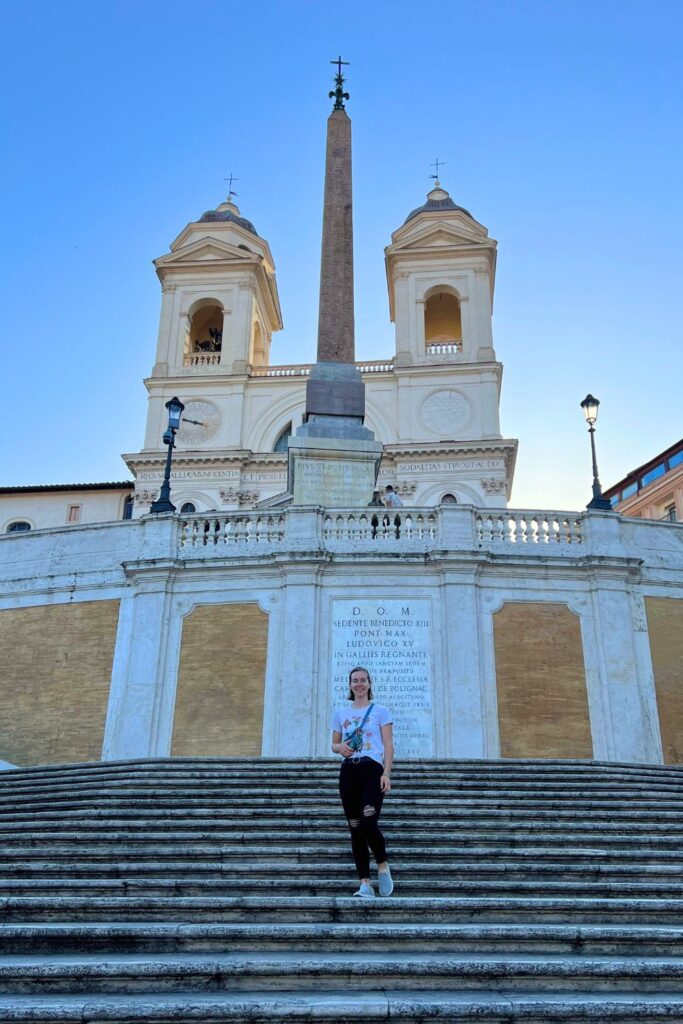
[581,393,600,425]
[166,396,185,431]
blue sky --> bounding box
[2,0,682,508]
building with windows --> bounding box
[604,438,683,522]
[0,482,134,535]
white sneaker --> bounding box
[378,865,394,897]
[353,882,375,898]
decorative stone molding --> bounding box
[238,490,259,506]
[220,488,240,504]
[481,477,507,495]
[135,490,158,504]
[397,481,417,498]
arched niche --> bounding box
[424,286,462,345]
[186,298,224,356]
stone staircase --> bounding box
[1,757,683,1021]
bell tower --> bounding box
[123,194,284,514]
[385,181,497,368]
[379,181,516,504]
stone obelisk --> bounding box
[288,59,382,505]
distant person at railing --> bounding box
[368,491,384,507]
[383,486,403,508]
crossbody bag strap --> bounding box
[358,702,374,730]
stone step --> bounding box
[2,950,683,995]
[3,857,682,884]
[4,806,683,826]
[3,827,683,851]
[4,776,683,796]
[3,921,683,956]
[3,797,683,820]
[1,990,683,1023]
[2,754,681,775]
[4,841,683,865]
[2,877,682,898]
[4,895,682,925]
[2,817,683,835]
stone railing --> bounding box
[322,510,437,547]
[179,513,286,550]
[476,510,583,547]
[250,359,394,379]
[250,364,312,378]
[183,353,222,367]
[426,341,463,356]
[177,506,588,559]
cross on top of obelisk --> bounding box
[329,55,350,110]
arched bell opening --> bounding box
[424,288,462,346]
[186,301,223,357]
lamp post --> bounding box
[149,396,185,514]
[580,393,612,511]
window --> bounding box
[441,493,458,504]
[609,494,620,509]
[66,504,82,524]
[273,424,292,453]
[180,502,197,514]
[668,450,683,470]
[621,482,638,500]
[122,495,134,520]
[641,463,666,487]
[6,521,31,533]
[664,504,678,522]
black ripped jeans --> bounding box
[339,757,387,879]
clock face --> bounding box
[176,400,221,446]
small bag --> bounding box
[346,703,374,753]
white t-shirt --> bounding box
[331,702,393,767]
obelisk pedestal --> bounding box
[288,70,381,506]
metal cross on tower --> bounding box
[430,158,445,183]
[224,173,239,201]
[329,55,350,110]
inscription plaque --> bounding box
[330,598,433,757]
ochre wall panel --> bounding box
[645,597,683,764]
[493,601,592,758]
[0,601,120,766]
[172,602,268,757]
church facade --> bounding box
[1,79,682,773]
[121,183,516,514]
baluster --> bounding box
[358,513,369,540]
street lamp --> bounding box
[149,396,185,514]
[580,393,612,511]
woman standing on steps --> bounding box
[331,666,394,898]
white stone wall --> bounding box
[1,507,681,767]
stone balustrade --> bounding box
[183,353,222,367]
[250,359,394,379]
[176,506,589,558]
[426,341,463,355]
[476,510,583,547]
